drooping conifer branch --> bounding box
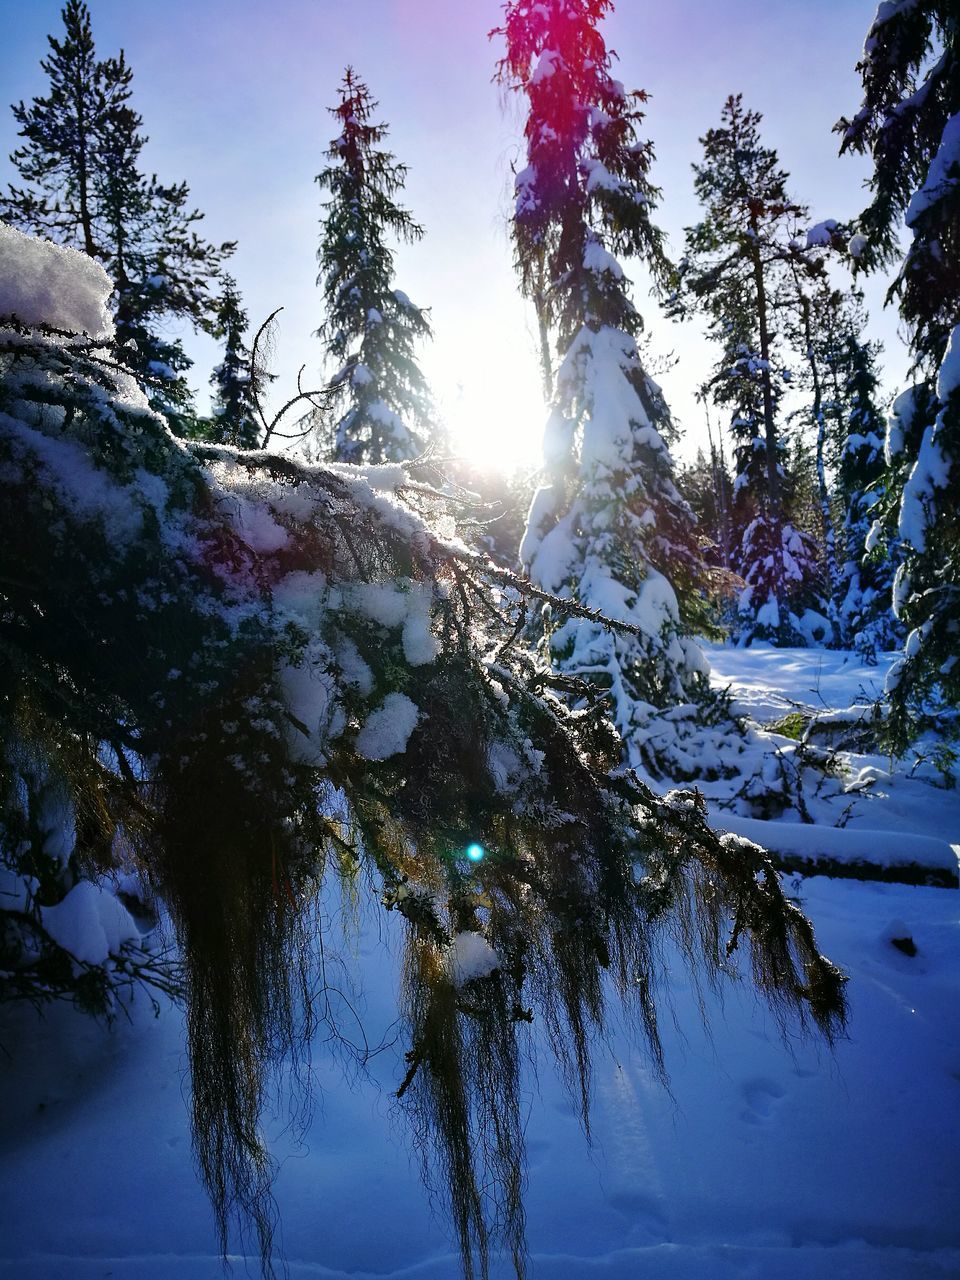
[1,226,847,1280]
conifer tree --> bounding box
[837,1,959,744]
[2,0,101,255]
[91,61,197,428]
[674,96,831,647]
[208,274,263,449]
[314,69,434,465]
[494,0,744,784]
[2,1,233,433]
[812,292,902,657]
[786,277,844,642]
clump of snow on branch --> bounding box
[0,225,113,338]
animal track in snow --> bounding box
[740,1077,786,1123]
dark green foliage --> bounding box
[313,68,435,464]
[3,0,101,255]
[836,0,959,372]
[2,1,233,433]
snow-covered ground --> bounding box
[705,644,960,884]
[2,646,959,1280]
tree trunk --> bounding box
[532,253,554,404]
[798,290,841,628]
[748,218,779,518]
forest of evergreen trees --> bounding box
[0,1,956,1277]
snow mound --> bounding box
[0,225,114,339]
[40,880,141,966]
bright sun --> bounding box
[426,318,548,475]
[436,361,546,475]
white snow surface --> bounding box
[2,645,960,1279]
[354,691,420,760]
[0,224,113,338]
[905,111,960,227]
[446,931,501,987]
[40,880,141,967]
[704,643,960,879]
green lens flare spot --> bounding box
[466,843,485,863]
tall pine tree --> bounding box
[495,0,745,784]
[314,69,434,465]
[674,96,831,647]
[3,0,101,256]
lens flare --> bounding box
[466,843,485,863]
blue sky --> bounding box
[0,0,902,469]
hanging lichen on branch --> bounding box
[0,225,846,1280]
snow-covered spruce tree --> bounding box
[783,276,847,644]
[1,224,848,1279]
[494,0,747,784]
[837,1,959,748]
[312,68,434,465]
[206,274,265,448]
[1,0,233,434]
[814,291,903,658]
[674,95,831,647]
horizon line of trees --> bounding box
[0,3,938,672]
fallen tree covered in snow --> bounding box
[0,225,847,1279]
